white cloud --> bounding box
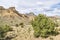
[0,0,60,16]
[36,2,43,5]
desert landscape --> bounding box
[0,6,60,40]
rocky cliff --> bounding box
[0,6,35,26]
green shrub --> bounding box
[19,23,24,28]
[19,23,23,25]
[0,24,12,39]
[31,14,58,38]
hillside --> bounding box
[0,6,35,40]
[0,6,35,26]
[48,15,60,26]
[0,6,60,40]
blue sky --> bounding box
[0,0,60,16]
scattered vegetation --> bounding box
[15,23,24,27]
[0,24,12,40]
[31,14,59,38]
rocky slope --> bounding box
[0,6,35,26]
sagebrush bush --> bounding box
[31,14,58,38]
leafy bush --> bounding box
[31,14,58,38]
[0,24,12,39]
[19,23,24,28]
